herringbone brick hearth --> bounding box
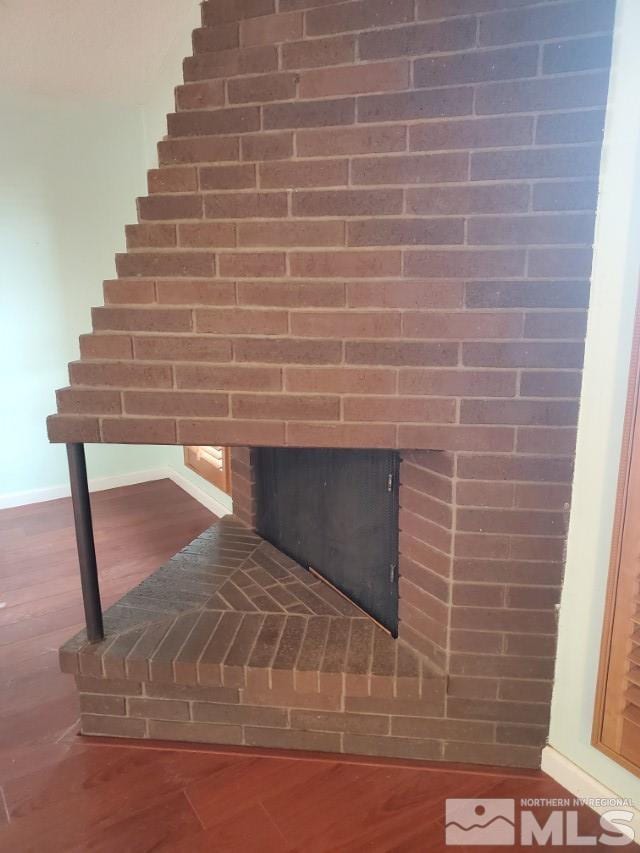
[60,515,547,767]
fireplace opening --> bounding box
[254,448,400,636]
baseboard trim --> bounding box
[541,746,640,835]
[0,468,170,510]
[166,469,232,519]
[0,466,233,518]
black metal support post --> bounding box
[66,443,104,643]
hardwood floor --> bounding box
[0,479,630,851]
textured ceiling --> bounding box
[0,0,199,103]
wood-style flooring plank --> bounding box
[0,480,629,852]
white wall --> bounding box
[140,1,202,169]
[0,0,231,515]
[137,0,233,515]
[0,0,206,103]
[0,91,170,505]
[549,0,640,803]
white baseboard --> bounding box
[0,468,170,510]
[166,468,232,519]
[0,466,233,518]
[542,746,640,835]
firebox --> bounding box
[254,448,399,635]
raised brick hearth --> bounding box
[48,0,616,768]
[61,515,542,766]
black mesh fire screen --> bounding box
[255,448,399,635]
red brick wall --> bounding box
[399,451,454,672]
[230,446,258,527]
[47,0,613,451]
[47,0,614,763]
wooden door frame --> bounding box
[593,287,640,774]
[183,446,232,495]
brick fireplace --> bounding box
[50,0,615,768]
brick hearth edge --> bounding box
[62,515,542,767]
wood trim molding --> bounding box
[184,446,232,496]
[593,282,640,773]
